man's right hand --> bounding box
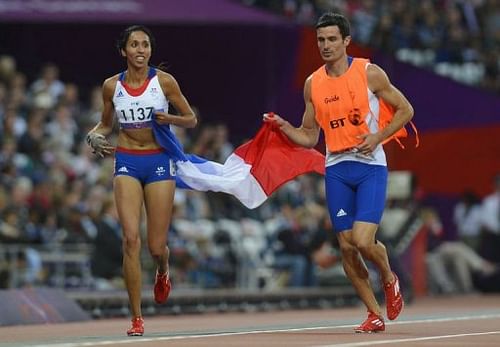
[263,112,289,129]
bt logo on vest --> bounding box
[330,109,364,129]
[324,95,339,104]
[329,118,346,128]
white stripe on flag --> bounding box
[176,154,267,209]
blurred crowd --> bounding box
[242,0,500,92]
[420,175,500,295]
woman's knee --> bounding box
[122,233,141,255]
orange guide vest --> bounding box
[311,58,418,153]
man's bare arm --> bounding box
[356,64,414,154]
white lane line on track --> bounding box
[314,331,500,347]
[22,313,500,347]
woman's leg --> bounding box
[114,176,144,318]
[144,180,175,277]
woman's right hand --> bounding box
[86,132,114,157]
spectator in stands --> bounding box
[423,207,497,294]
[482,50,500,91]
[0,249,42,289]
[212,123,234,163]
[192,228,238,288]
[478,174,500,263]
[91,195,123,289]
[59,203,96,244]
[85,25,197,336]
[310,216,339,271]
[453,191,483,250]
[0,205,23,243]
[80,85,104,129]
[13,248,44,288]
[473,177,500,293]
[264,13,411,333]
[271,204,318,287]
[45,103,78,151]
[392,12,418,50]
[0,259,9,289]
[2,104,26,140]
[167,218,197,286]
[8,176,32,225]
[350,0,378,46]
[7,72,29,113]
[0,204,44,288]
[60,83,83,122]
[0,55,16,85]
[415,11,444,52]
[0,82,6,119]
[28,63,65,109]
[371,13,398,53]
[191,124,217,160]
[17,108,46,163]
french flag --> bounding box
[153,121,325,209]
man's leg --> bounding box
[325,162,390,329]
[337,230,382,316]
[351,221,403,320]
[352,221,393,284]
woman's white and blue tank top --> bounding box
[113,67,169,129]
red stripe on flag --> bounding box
[234,122,325,196]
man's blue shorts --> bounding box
[114,147,176,186]
[325,161,388,233]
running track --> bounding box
[1,294,499,346]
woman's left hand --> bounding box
[155,111,171,125]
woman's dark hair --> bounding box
[116,25,156,55]
[315,12,350,39]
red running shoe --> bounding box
[153,270,171,304]
[127,317,144,336]
[354,311,385,333]
[384,272,404,320]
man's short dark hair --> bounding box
[315,12,350,39]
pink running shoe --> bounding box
[384,272,404,320]
[126,317,144,336]
[354,311,385,333]
[153,270,171,304]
